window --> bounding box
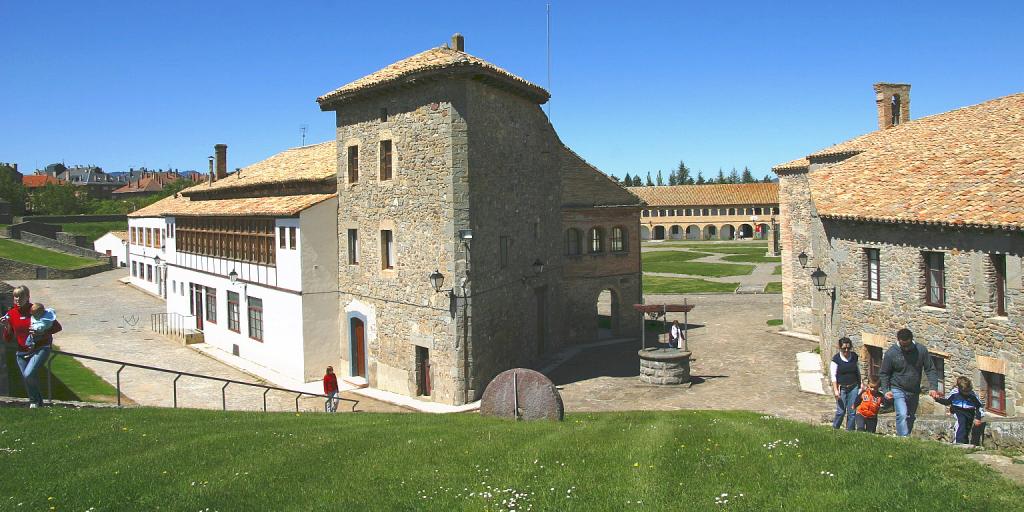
[982,371,1006,415]
[130,228,135,245]
[168,222,174,238]
[144,228,150,247]
[380,107,388,122]
[205,286,217,324]
[686,209,692,216]
[289,227,297,250]
[227,291,240,333]
[924,252,945,307]
[611,227,626,252]
[642,210,649,217]
[379,140,392,181]
[992,254,1007,316]
[177,217,276,266]
[589,228,604,253]
[865,248,880,301]
[154,229,161,249]
[566,228,582,256]
[247,297,263,342]
[146,264,153,282]
[131,262,137,277]
[172,281,176,294]
[279,226,286,248]
[347,145,359,183]
[381,230,394,270]
[499,236,510,268]
[930,355,945,394]
[866,346,883,382]
[416,346,431,396]
[891,94,902,126]
[347,229,359,265]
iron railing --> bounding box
[151,312,198,340]
[4,343,357,413]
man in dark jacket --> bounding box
[880,328,942,436]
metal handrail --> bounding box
[3,342,357,413]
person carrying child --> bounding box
[935,376,986,445]
[26,303,57,352]
[854,376,884,433]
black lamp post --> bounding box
[429,270,444,293]
[810,267,827,290]
[798,251,809,268]
[770,215,780,256]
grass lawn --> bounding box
[767,319,784,326]
[0,408,1019,511]
[644,276,737,294]
[58,220,128,242]
[3,346,118,403]
[644,260,754,278]
[765,282,783,294]
[0,238,100,270]
[647,242,768,251]
[721,253,782,264]
[773,265,782,275]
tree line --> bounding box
[616,161,774,187]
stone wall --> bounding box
[56,232,91,249]
[17,231,105,259]
[8,221,60,240]
[20,214,126,224]
[0,257,112,280]
[777,168,821,335]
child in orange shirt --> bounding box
[855,376,884,433]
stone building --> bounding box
[317,35,642,405]
[629,183,779,242]
[774,84,1024,416]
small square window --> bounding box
[983,370,1006,415]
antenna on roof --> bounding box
[300,124,308,147]
[546,2,552,120]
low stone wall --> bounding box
[19,214,125,224]
[638,347,692,385]
[56,232,91,249]
[0,256,112,280]
[17,231,104,259]
[820,411,1024,449]
[8,221,60,240]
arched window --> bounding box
[566,228,582,256]
[611,227,627,252]
[729,208,736,215]
[891,94,901,126]
[589,227,604,253]
[642,210,650,217]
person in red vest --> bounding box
[323,366,340,413]
[1,285,62,408]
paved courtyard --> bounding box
[10,269,406,413]
[552,292,834,424]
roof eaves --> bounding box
[819,213,1023,232]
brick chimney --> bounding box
[874,83,910,130]
[451,33,464,52]
[214,144,228,179]
[208,155,215,184]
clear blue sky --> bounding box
[2,1,1022,181]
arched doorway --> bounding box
[738,224,753,239]
[720,224,735,240]
[702,225,717,240]
[757,223,770,240]
[596,288,620,339]
[350,317,366,378]
[653,226,666,240]
[669,225,682,240]
[640,225,651,241]
[685,225,701,240]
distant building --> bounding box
[112,171,187,198]
[0,162,22,184]
[774,84,1024,416]
[94,231,128,267]
[629,183,779,241]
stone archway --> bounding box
[685,225,701,240]
[640,225,651,241]
[702,225,717,240]
[669,225,683,240]
[596,288,620,339]
[738,224,753,239]
[653,226,666,240]
[720,224,735,240]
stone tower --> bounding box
[874,83,911,130]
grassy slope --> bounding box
[0,238,99,269]
[721,253,782,264]
[644,276,737,294]
[3,347,118,402]
[643,252,753,277]
[765,282,782,294]
[59,221,128,242]
[0,409,1019,511]
[773,265,782,275]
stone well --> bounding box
[638,348,692,385]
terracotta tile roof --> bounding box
[112,175,178,194]
[559,144,642,208]
[779,93,1024,230]
[107,231,128,240]
[772,157,809,172]
[128,193,336,218]
[181,141,336,197]
[22,175,65,188]
[627,183,779,207]
[317,46,549,107]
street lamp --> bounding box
[429,269,444,293]
[810,267,827,290]
[770,215,780,256]
[798,251,809,268]
[229,269,238,285]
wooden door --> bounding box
[352,318,365,378]
[193,285,204,330]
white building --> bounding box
[127,142,340,383]
[93,230,128,267]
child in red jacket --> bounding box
[323,366,340,413]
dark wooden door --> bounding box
[352,318,365,377]
[193,285,204,330]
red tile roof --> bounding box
[628,183,779,207]
[774,93,1024,230]
[22,175,64,188]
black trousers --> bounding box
[953,408,980,445]
[855,413,878,433]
